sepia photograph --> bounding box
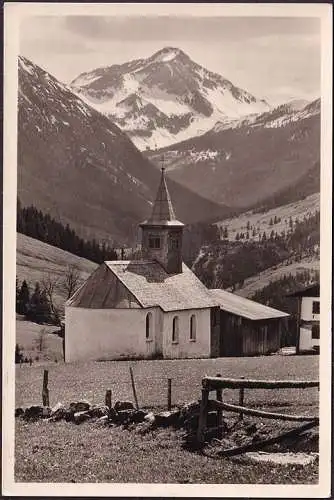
[2,2,332,497]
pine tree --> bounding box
[223,226,228,239]
[235,232,240,241]
[246,220,250,231]
[269,217,273,226]
[17,280,30,315]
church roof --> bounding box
[141,168,184,227]
[210,289,289,320]
[68,260,217,311]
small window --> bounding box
[170,238,179,249]
[190,315,196,341]
[312,301,320,314]
[146,312,152,340]
[172,316,179,343]
[312,324,320,339]
[149,237,161,249]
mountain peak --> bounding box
[149,47,187,64]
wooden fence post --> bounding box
[42,369,49,407]
[129,366,139,410]
[105,389,112,409]
[239,376,245,421]
[197,383,210,446]
[216,373,223,438]
[167,378,172,411]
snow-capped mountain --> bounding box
[18,56,228,244]
[70,47,270,150]
[147,98,320,208]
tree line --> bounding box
[17,199,118,264]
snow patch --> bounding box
[19,58,34,75]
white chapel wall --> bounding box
[65,306,161,362]
[162,308,211,359]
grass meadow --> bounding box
[15,354,319,484]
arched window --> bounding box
[146,312,152,340]
[172,316,179,343]
[190,315,196,341]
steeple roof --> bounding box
[142,167,184,226]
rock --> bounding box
[24,406,44,420]
[95,415,109,426]
[69,401,91,413]
[144,412,156,425]
[51,402,66,416]
[245,423,257,435]
[114,401,135,412]
[130,410,147,423]
[15,408,24,418]
[42,407,51,419]
[155,410,180,427]
[108,407,118,422]
[74,411,91,424]
[115,409,135,424]
[49,403,67,421]
[88,404,110,419]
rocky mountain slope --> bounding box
[18,56,229,245]
[70,47,270,150]
[148,98,320,208]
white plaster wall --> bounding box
[301,297,320,322]
[162,308,211,359]
[299,326,312,351]
[65,306,160,362]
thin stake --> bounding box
[239,376,245,421]
[197,384,209,446]
[105,389,112,409]
[42,369,49,407]
[129,366,139,410]
[167,378,172,411]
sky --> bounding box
[20,14,321,105]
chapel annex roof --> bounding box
[210,288,289,321]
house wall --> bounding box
[301,296,320,322]
[65,306,161,362]
[219,312,282,356]
[299,323,320,351]
[162,308,211,359]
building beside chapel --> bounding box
[287,284,320,353]
[65,168,289,362]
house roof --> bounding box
[68,260,217,312]
[140,168,184,227]
[210,289,289,321]
[286,283,320,298]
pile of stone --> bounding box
[14,399,220,435]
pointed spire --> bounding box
[148,167,177,222]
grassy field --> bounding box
[16,316,63,363]
[15,355,319,484]
[16,355,319,411]
[16,233,97,307]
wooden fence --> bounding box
[196,375,319,446]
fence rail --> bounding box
[202,376,319,390]
[196,375,319,446]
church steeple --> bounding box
[149,167,176,222]
[140,167,184,274]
